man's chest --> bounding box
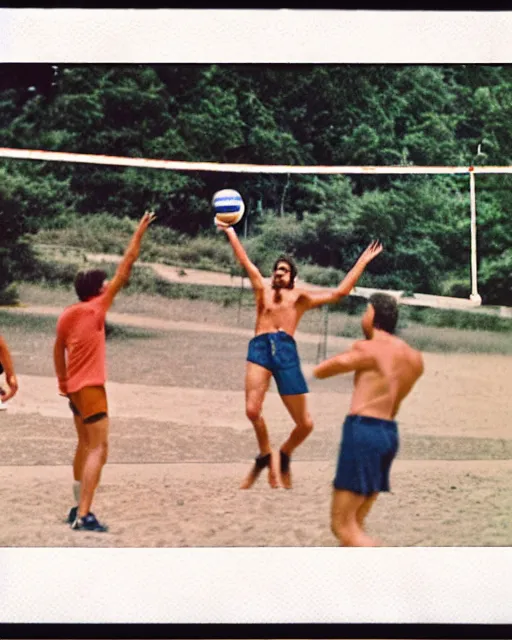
[261,289,299,313]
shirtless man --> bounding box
[54,210,155,531]
[0,335,19,409]
[313,293,424,546]
[216,219,382,489]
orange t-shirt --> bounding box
[56,292,110,394]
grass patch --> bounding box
[0,311,59,334]
[0,310,158,342]
[14,256,512,335]
[7,248,512,356]
[124,264,254,307]
[104,323,160,341]
[31,214,235,273]
[399,323,512,355]
[331,313,512,354]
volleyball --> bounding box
[212,189,245,225]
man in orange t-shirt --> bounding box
[54,211,155,531]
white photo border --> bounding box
[0,8,511,626]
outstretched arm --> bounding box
[0,335,18,402]
[215,219,264,292]
[313,341,373,379]
[299,240,383,310]
[101,210,156,309]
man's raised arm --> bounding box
[216,220,264,291]
[102,210,156,309]
[300,240,383,310]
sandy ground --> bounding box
[0,291,511,547]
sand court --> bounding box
[5,359,512,440]
[0,303,511,547]
[1,460,511,548]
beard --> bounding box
[272,277,292,303]
[272,275,293,290]
[272,278,284,290]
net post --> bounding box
[322,305,329,360]
[316,305,329,363]
[469,169,482,305]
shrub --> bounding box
[0,283,19,305]
[402,305,512,332]
[299,264,346,287]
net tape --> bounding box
[1,147,512,175]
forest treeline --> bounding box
[0,64,511,304]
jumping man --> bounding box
[314,293,424,546]
[216,219,382,489]
[53,210,155,531]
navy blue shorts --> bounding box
[333,414,399,496]
[247,331,309,396]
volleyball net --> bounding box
[2,145,512,175]
[2,145,512,312]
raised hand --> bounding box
[214,217,232,232]
[137,210,157,233]
[359,240,383,265]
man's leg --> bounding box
[331,489,380,547]
[240,362,278,489]
[77,416,109,519]
[356,492,378,531]
[67,414,89,522]
[278,393,313,489]
[73,414,89,489]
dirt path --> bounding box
[3,302,350,347]
[78,248,498,312]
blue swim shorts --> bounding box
[247,330,309,396]
[333,414,399,496]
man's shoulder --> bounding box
[396,335,422,358]
[57,303,80,334]
[293,284,318,295]
[59,295,106,319]
[92,290,110,304]
[393,337,423,372]
[408,345,424,372]
[290,285,309,300]
[352,339,373,354]
[59,301,80,319]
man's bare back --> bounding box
[348,334,424,420]
[314,301,424,420]
[313,292,424,546]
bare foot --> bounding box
[239,470,259,490]
[279,450,292,489]
[240,453,273,489]
[351,532,381,547]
